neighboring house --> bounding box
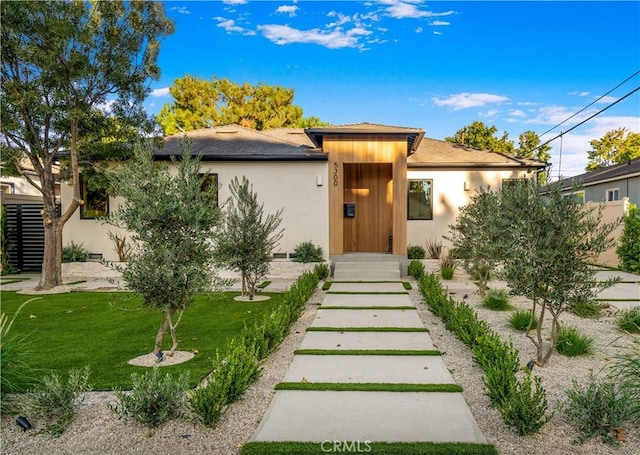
[61,123,546,265]
[541,157,640,268]
[543,157,640,205]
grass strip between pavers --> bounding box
[275,382,463,393]
[307,327,429,332]
[595,298,640,302]
[241,441,497,455]
[331,280,406,283]
[294,349,441,356]
[319,305,416,310]
[327,291,409,295]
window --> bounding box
[199,173,219,207]
[563,191,585,204]
[79,176,109,219]
[408,180,433,220]
[606,188,620,202]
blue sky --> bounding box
[145,1,640,179]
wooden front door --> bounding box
[343,163,393,253]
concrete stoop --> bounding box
[333,261,401,281]
[250,284,489,447]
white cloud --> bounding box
[170,6,190,15]
[276,5,298,17]
[96,99,116,114]
[509,109,526,118]
[223,0,247,5]
[415,27,423,33]
[432,31,442,35]
[258,24,371,49]
[568,91,590,96]
[479,109,500,118]
[150,87,171,97]
[432,93,509,110]
[596,95,618,104]
[527,105,597,126]
[379,0,455,19]
[215,17,256,35]
[429,21,450,26]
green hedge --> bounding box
[188,271,319,427]
[418,274,550,435]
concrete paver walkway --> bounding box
[249,265,489,448]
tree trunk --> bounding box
[38,220,60,290]
[153,307,176,356]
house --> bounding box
[544,157,640,205]
[540,157,640,268]
[60,123,546,270]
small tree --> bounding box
[450,179,619,365]
[214,177,283,298]
[107,141,225,356]
[447,189,502,296]
[617,203,640,273]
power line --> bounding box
[539,70,640,138]
[534,85,640,154]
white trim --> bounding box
[606,187,620,202]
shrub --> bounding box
[570,300,605,318]
[407,245,426,260]
[1,298,39,401]
[482,288,511,311]
[439,254,456,280]
[556,326,594,357]
[616,307,640,333]
[425,237,442,259]
[407,260,425,280]
[617,204,640,273]
[187,372,229,427]
[508,310,538,332]
[563,375,637,444]
[501,372,551,435]
[61,241,89,263]
[111,366,189,427]
[216,341,260,403]
[607,339,640,421]
[292,241,323,263]
[21,366,91,436]
[313,263,330,280]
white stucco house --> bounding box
[61,123,546,267]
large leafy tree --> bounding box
[157,75,317,134]
[445,120,515,154]
[586,127,640,171]
[107,141,226,357]
[0,1,174,289]
[214,177,283,298]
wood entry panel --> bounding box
[343,163,393,253]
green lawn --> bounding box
[1,291,282,390]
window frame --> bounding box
[407,179,433,221]
[79,175,109,220]
[606,188,620,202]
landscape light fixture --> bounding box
[16,416,32,432]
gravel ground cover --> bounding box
[2,276,639,455]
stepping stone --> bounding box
[282,355,455,384]
[298,331,435,350]
[251,391,487,444]
[310,309,423,328]
[322,294,414,307]
[329,282,407,293]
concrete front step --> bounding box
[282,355,455,384]
[329,282,407,293]
[299,331,436,350]
[251,390,487,443]
[334,261,401,281]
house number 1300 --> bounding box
[333,162,339,186]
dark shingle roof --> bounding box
[154,125,326,161]
[545,157,640,191]
[408,137,547,169]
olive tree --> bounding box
[107,141,226,357]
[450,179,619,365]
[214,177,283,298]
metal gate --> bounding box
[3,204,60,272]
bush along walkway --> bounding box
[244,266,496,455]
